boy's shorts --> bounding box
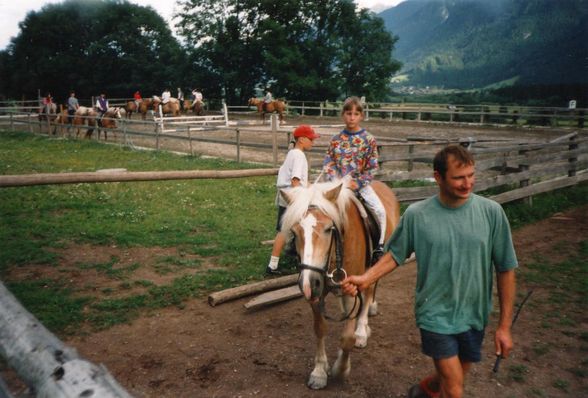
[420,328,485,363]
[276,206,287,232]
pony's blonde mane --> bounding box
[280,179,355,235]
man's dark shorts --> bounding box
[275,206,287,232]
[420,328,485,363]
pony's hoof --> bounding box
[307,373,328,390]
[368,301,378,316]
[354,325,371,348]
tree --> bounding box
[0,0,185,101]
[175,0,401,102]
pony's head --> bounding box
[280,180,354,301]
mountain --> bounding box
[379,0,588,89]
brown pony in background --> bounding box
[248,97,286,124]
[125,99,153,120]
[72,106,98,139]
[182,99,204,116]
[96,107,122,140]
[152,97,181,117]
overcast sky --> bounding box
[0,0,405,50]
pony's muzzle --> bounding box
[298,270,324,301]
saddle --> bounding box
[350,194,380,267]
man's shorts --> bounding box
[420,328,485,363]
[276,206,287,232]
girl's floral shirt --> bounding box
[323,128,379,189]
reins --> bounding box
[296,219,363,322]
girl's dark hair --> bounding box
[341,96,363,114]
[433,145,475,178]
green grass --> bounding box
[1,131,587,335]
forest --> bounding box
[0,0,400,104]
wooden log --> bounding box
[208,274,298,306]
[244,285,303,310]
[0,282,131,397]
[0,168,279,188]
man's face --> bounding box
[435,155,475,204]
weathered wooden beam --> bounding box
[0,168,279,188]
[207,274,299,306]
[244,285,303,310]
[0,282,131,397]
[489,173,588,204]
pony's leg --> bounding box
[308,301,329,390]
[354,284,375,348]
[331,295,357,380]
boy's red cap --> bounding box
[293,125,319,140]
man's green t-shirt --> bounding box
[386,194,518,334]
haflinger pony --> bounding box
[152,96,181,117]
[38,102,57,134]
[97,107,122,140]
[72,106,98,139]
[248,97,285,124]
[124,100,140,119]
[280,178,400,390]
[182,99,204,116]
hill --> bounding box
[380,0,588,89]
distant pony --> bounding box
[97,107,122,140]
[182,99,204,116]
[152,96,181,117]
[72,106,98,139]
[248,97,285,124]
[38,102,57,134]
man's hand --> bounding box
[341,275,367,297]
[494,326,513,358]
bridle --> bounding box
[296,208,362,322]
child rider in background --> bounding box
[266,125,320,275]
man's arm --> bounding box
[341,252,399,296]
[495,269,516,358]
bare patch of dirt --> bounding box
[2,117,586,397]
[3,206,586,398]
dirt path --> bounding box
[13,204,576,398]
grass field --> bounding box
[1,131,587,334]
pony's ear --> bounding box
[280,189,293,205]
[323,184,342,202]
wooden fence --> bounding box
[0,113,586,395]
[226,100,587,128]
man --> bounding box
[342,145,518,398]
[67,91,79,123]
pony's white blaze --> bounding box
[300,213,318,300]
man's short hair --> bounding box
[433,145,475,178]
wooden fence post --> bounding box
[187,126,194,156]
[408,144,414,172]
[320,102,323,117]
[518,148,532,206]
[568,134,578,177]
[155,118,160,151]
[9,113,14,132]
[28,113,33,134]
[223,102,229,126]
[236,128,241,163]
[301,102,305,116]
[0,282,132,397]
[271,114,278,167]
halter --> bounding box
[296,209,362,322]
